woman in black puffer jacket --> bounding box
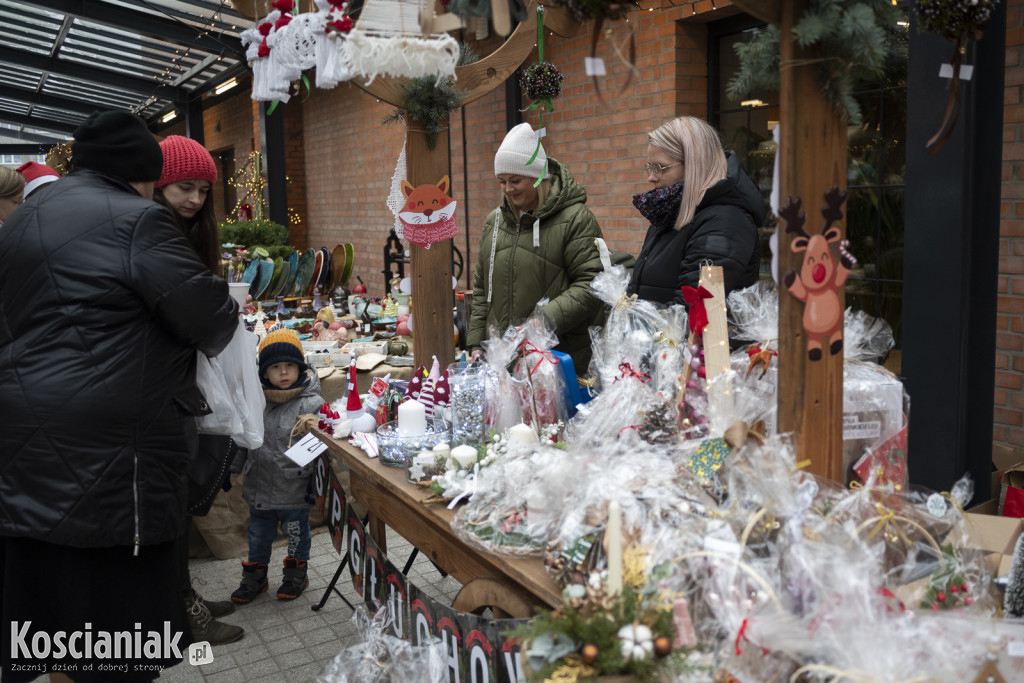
[627,116,764,307]
[0,111,238,681]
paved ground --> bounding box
[158,528,463,683]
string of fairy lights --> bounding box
[130,0,245,119]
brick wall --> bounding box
[217,3,735,301]
[998,0,1024,446]
[203,95,256,225]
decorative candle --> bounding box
[606,500,623,595]
[450,444,478,469]
[508,423,539,446]
[432,442,451,460]
[397,399,427,437]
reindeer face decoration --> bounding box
[781,186,857,362]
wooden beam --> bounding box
[406,117,456,370]
[777,0,847,482]
[730,0,781,25]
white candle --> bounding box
[508,423,539,446]
[432,442,451,460]
[450,445,478,469]
[606,500,623,595]
[397,400,427,437]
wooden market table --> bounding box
[313,428,561,618]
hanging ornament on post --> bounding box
[917,0,999,153]
[520,7,564,133]
[313,0,355,87]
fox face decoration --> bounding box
[397,175,458,249]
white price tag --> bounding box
[1008,639,1024,658]
[939,63,974,80]
[536,127,547,140]
[284,432,328,467]
[584,57,606,76]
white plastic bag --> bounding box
[213,319,266,449]
[195,352,242,436]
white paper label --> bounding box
[843,415,881,440]
[285,432,328,467]
[536,127,547,140]
[1007,639,1024,657]
[584,57,606,76]
[939,63,974,80]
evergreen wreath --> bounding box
[726,0,902,125]
[382,44,477,150]
[917,0,997,41]
[521,61,564,101]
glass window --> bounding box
[710,5,908,367]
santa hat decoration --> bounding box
[17,161,60,199]
[433,363,450,413]
[403,356,449,419]
[318,401,333,434]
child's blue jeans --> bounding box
[247,507,311,564]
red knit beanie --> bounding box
[155,136,218,188]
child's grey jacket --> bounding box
[232,368,324,510]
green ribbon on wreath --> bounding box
[526,6,548,188]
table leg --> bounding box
[368,514,387,554]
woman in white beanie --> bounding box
[467,122,604,374]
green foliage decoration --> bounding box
[726,0,902,125]
[917,0,997,41]
[219,219,290,248]
[382,45,478,150]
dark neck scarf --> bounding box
[632,181,684,231]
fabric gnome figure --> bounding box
[344,359,377,434]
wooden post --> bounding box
[777,0,847,482]
[406,116,455,369]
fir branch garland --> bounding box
[726,0,902,125]
[382,44,478,150]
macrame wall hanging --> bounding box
[313,0,355,88]
[342,0,461,84]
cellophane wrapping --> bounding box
[317,606,446,683]
[512,315,569,432]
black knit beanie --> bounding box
[72,111,163,183]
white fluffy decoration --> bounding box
[343,31,459,85]
[342,0,458,84]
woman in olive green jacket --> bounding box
[468,123,604,374]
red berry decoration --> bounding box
[965,596,975,606]
[930,603,940,610]
[961,583,970,592]
[949,585,959,593]
[936,592,946,603]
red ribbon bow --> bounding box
[615,362,650,384]
[681,285,713,335]
[516,340,558,377]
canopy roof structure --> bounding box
[0,0,249,147]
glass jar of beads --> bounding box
[376,419,449,468]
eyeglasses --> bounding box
[643,162,680,177]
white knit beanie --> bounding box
[494,123,546,179]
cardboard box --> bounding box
[962,511,1024,576]
[342,340,388,357]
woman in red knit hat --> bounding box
[155,135,221,271]
[154,135,246,648]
